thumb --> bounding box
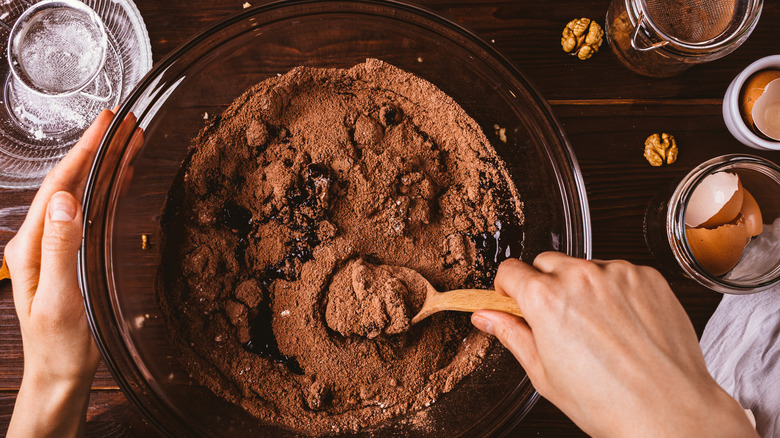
[35,192,83,313]
[472,310,546,387]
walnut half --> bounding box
[644,133,678,167]
[561,18,604,60]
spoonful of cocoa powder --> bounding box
[325,259,522,338]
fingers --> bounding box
[6,235,38,321]
[32,192,84,320]
[472,310,545,385]
[532,251,582,273]
[11,110,114,282]
[129,126,145,150]
[104,112,138,161]
[494,257,557,327]
[494,258,539,299]
[24,109,114,225]
[495,252,585,301]
[489,259,547,384]
[56,109,116,201]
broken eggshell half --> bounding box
[751,78,780,141]
[686,217,750,276]
[684,172,764,277]
[741,70,780,130]
[685,172,743,228]
[741,189,763,237]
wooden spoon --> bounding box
[0,256,9,282]
[399,267,523,325]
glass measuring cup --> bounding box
[606,0,763,78]
[7,0,111,101]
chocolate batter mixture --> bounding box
[159,59,524,435]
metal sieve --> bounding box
[638,0,755,49]
[7,0,108,97]
[645,0,736,44]
[606,0,763,77]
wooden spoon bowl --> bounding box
[394,266,523,325]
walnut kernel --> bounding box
[644,133,678,167]
[561,18,604,60]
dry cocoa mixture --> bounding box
[159,59,524,435]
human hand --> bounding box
[471,253,757,438]
[5,110,115,437]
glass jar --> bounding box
[606,0,763,78]
[645,155,780,294]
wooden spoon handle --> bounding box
[433,289,522,318]
[0,256,9,281]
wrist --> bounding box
[8,370,92,438]
[655,375,759,438]
[595,373,759,438]
[699,384,759,438]
[22,361,96,393]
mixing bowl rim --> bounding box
[80,0,592,435]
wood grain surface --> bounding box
[2,0,779,436]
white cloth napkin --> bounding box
[700,287,780,437]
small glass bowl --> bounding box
[723,55,780,151]
[80,0,591,436]
[647,155,780,294]
[0,0,152,189]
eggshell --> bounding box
[686,218,750,276]
[741,69,780,128]
[740,189,763,237]
[685,172,743,228]
[751,78,780,141]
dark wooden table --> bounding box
[1,0,778,436]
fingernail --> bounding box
[471,313,494,335]
[49,192,76,222]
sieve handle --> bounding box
[630,11,670,52]
[79,70,113,102]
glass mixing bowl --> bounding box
[80,1,591,436]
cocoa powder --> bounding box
[159,59,524,435]
[325,259,414,339]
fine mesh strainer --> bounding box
[645,0,736,44]
[8,0,108,97]
[634,0,760,51]
[606,0,762,77]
